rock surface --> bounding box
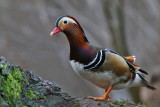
[0,57,144,107]
[0,57,76,107]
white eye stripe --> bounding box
[62,17,77,25]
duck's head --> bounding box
[50,15,95,63]
[50,15,89,44]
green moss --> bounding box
[111,99,133,107]
[35,94,46,101]
[26,90,35,100]
[12,67,22,80]
[0,60,29,106]
[2,69,23,105]
[74,101,81,107]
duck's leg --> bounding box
[88,86,113,101]
[105,89,111,100]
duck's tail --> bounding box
[137,73,156,90]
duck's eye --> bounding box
[63,20,68,24]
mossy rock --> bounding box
[0,57,77,107]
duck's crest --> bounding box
[69,16,89,43]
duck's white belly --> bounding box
[70,60,128,89]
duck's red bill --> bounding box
[50,27,62,36]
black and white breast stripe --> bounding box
[84,50,105,70]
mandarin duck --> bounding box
[50,15,156,100]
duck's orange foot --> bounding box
[87,96,111,101]
[88,86,113,101]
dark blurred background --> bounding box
[0,0,160,106]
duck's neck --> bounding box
[69,44,95,64]
[64,29,95,64]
